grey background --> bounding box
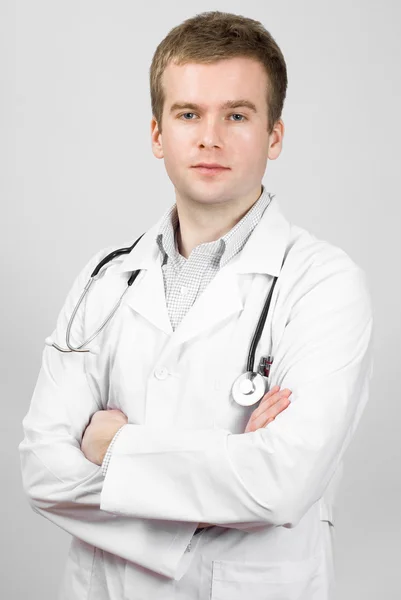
[1,0,400,598]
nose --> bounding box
[197,116,223,149]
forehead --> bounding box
[162,57,268,106]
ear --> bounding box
[151,117,164,159]
[267,119,285,161]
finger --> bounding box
[250,391,291,426]
[259,388,291,411]
[251,396,291,431]
[250,390,282,421]
[261,385,281,400]
[255,388,292,417]
[92,409,126,422]
[262,387,291,404]
[245,392,289,433]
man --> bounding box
[19,11,373,600]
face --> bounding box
[151,56,284,208]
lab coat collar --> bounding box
[117,195,290,277]
[230,195,290,276]
[117,213,167,273]
[115,196,290,343]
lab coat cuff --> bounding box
[99,423,259,525]
[100,424,204,579]
[101,424,127,477]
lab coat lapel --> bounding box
[168,196,291,347]
[116,196,290,341]
[117,217,173,335]
[168,265,243,348]
[124,262,173,335]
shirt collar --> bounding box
[117,189,290,277]
[220,186,273,268]
[156,185,273,269]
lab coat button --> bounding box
[154,367,169,380]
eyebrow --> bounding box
[169,100,258,114]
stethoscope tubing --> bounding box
[47,234,284,403]
[65,280,132,352]
[48,235,144,353]
[246,274,280,373]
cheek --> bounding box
[163,130,190,164]
[163,145,183,177]
[235,126,266,147]
[230,130,267,164]
[162,139,190,185]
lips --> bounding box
[192,164,230,176]
[194,163,228,168]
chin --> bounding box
[186,190,231,206]
[180,181,236,205]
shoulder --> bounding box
[281,223,372,313]
[286,223,359,272]
[77,234,146,281]
[72,245,118,285]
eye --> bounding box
[180,112,198,120]
[229,113,247,122]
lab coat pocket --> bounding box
[210,553,321,600]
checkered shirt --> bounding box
[101,185,274,478]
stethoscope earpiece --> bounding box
[44,336,99,355]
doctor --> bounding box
[19,10,373,600]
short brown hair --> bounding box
[149,11,288,135]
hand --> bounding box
[197,386,292,530]
[244,385,292,433]
[81,409,128,466]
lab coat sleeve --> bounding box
[18,248,199,581]
[100,253,373,529]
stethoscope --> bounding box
[46,234,282,407]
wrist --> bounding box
[101,424,126,474]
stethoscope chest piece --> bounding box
[232,372,268,406]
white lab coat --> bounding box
[19,197,373,600]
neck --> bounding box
[175,186,263,259]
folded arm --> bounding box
[100,258,373,529]
[18,249,198,580]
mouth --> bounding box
[191,164,230,176]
